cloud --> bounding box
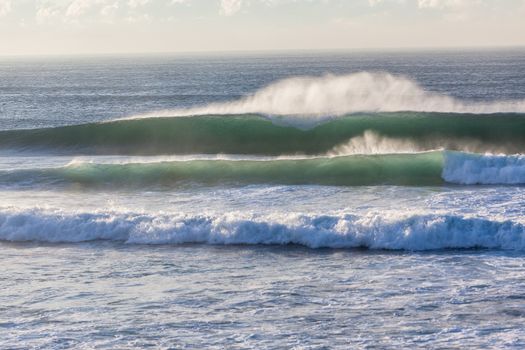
[11,0,516,25]
[65,0,93,17]
[128,0,150,8]
[368,0,478,9]
[417,0,482,21]
[62,0,124,23]
[0,0,11,17]
[367,0,409,6]
[32,0,191,23]
[31,0,151,23]
[101,1,119,17]
[220,0,242,15]
[36,4,61,23]
[417,0,473,9]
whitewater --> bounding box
[2,50,525,349]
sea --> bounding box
[1,49,525,349]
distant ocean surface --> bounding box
[1,49,525,349]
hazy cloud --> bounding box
[0,0,11,17]
[32,0,189,23]
[128,0,150,7]
[1,0,524,55]
[220,0,242,15]
[417,0,474,9]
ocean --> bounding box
[1,49,525,348]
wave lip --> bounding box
[1,210,524,251]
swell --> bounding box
[1,209,524,251]
[0,152,444,188]
[1,113,525,155]
[1,151,524,188]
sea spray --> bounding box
[130,72,525,120]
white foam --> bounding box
[126,72,525,124]
[1,209,524,250]
[443,152,525,185]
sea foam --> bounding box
[443,152,525,185]
[1,209,524,250]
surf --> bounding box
[1,151,525,188]
[1,209,524,251]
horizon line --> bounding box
[1,44,525,59]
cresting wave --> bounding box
[1,209,524,250]
[1,152,444,187]
[2,113,525,155]
[134,72,525,118]
[1,152,524,188]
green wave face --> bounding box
[1,113,525,155]
[1,152,444,188]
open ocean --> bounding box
[1,49,525,349]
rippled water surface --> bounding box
[2,243,525,349]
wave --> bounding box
[1,209,524,250]
[0,152,444,187]
[1,151,524,188]
[443,152,525,185]
[132,72,525,119]
[1,113,525,155]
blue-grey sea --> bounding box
[1,49,525,349]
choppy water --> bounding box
[3,243,525,349]
[1,49,525,348]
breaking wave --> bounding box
[1,151,524,188]
[133,72,525,119]
[443,152,525,185]
[1,209,524,250]
[0,152,444,187]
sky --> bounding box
[0,0,524,55]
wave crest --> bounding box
[134,72,525,121]
[2,151,525,188]
[1,209,524,250]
